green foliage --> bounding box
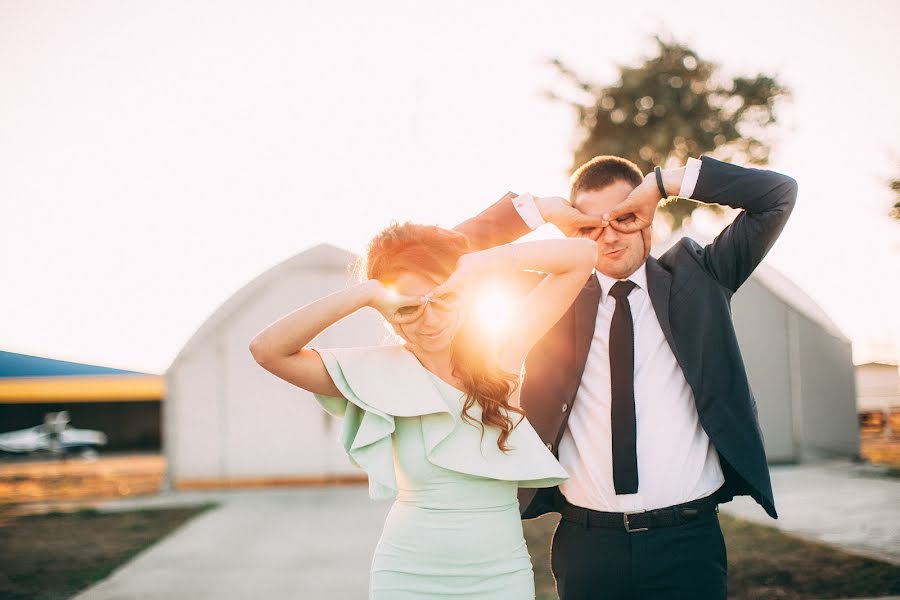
[889,175,900,220]
[547,35,790,230]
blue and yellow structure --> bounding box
[0,351,164,450]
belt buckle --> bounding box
[623,510,649,533]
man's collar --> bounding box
[594,261,648,303]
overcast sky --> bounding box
[2,0,898,374]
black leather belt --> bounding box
[559,493,720,533]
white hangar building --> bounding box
[162,239,858,490]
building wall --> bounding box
[732,277,797,461]
[730,276,858,462]
[166,347,223,480]
[165,262,390,485]
[794,312,859,458]
[856,363,900,412]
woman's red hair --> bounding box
[359,221,525,452]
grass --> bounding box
[0,503,219,600]
[523,512,900,600]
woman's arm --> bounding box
[433,238,597,370]
[453,191,531,251]
[248,280,423,396]
[453,191,611,251]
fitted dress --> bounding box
[311,343,569,600]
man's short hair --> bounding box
[569,156,644,199]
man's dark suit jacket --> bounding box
[452,155,798,520]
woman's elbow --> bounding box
[248,338,270,365]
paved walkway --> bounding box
[71,460,899,599]
[719,460,900,565]
[72,485,390,600]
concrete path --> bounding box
[72,485,389,600]
[720,460,900,565]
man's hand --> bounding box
[536,196,611,238]
[537,194,652,261]
[601,175,662,235]
[584,216,653,262]
[640,226,651,261]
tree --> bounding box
[889,174,900,220]
[547,35,791,230]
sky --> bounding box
[1,0,899,375]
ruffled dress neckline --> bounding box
[312,343,569,501]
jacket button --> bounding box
[561,403,568,412]
[546,442,553,450]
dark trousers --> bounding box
[550,506,728,600]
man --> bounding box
[452,155,798,599]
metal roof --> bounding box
[0,350,151,379]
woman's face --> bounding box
[390,270,463,352]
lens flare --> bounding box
[472,284,515,337]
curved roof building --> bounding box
[162,237,859,490]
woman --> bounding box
[249,220,597,599]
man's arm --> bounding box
[452,192,532,251]
[607,156,798,293]
[680,156,798,292]
[453,191,612,252]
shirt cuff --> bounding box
[511,192,546,230]
[678,157,702,198]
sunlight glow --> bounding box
[472,284,516,338]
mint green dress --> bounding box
[312,343,569,600]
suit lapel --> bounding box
[572,272,601,380]
[645,257,688,381]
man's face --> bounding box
[572,180,647,279]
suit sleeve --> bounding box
[686,155,798,292]
[453,192,533,251]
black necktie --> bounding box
[608,279,638,495]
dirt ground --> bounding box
[0,504,217,600]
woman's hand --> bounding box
[537,195,610,237]
[428,252,493,307]
[366,280,428,324]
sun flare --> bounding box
[472,284,516,338]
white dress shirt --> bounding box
[512,157,725,512]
